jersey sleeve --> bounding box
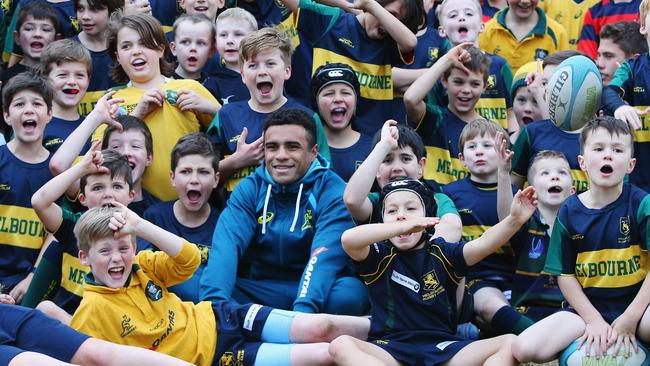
[20,243,63,307]
[414,103,444,137]
[313,113,331,162]
[637,194,650,251]
[431,237,468,278]
[511,126,532,179]
[543,207,576,276]
[434,192,459,217]
[576,8,597,59]
[355,241,393,285]
[206,112,228,156]
[136,241,201,287]
[604,60,634,112]
[500,61,514,108]
[296,0,342,45]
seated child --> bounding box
[512,116,650,363]
[441,120,534,335]
[137,133,220,303]
[73,0,122,115]
[98,12,220,201]
[330,177,538,366]
[497,147,573,322]
[39,39,91,154]
[479,0,568,72]
[70,204,371,365]
[170,13,216,83]
[597,21,647,86]
[403,44,488,184]
[24,145,136,315]
[345,120,463,243]
[0,72,54,303]
[311,62,372,182]
[202,7,256,105]
[207,27,329,196]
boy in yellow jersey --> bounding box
[479,0,569,72]
[538,0,599,49]
[70,205,371,366]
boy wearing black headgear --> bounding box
[312,62,372,181]
[333,177,539,365]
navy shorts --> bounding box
[212,301,273,366]
[372,333,472,366]
[0,305,89,366]
[467,277,512,297]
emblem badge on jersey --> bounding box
[0,183,10,191]
[534,49,549,60]
[421,269,445,300]
[145,281,163,301]
[620,216,631,244]
[301,209,313,231]
[528,237,544,260]
[428,47,439,61]
[257,212,274,224]
[487,75,496,89]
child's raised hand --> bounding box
[614,105,649,130]
[131,88,164,119]
[495,131,513,173]
[380,120,399,149]
[81,140,110,176]
[93,91,125,131]
[579,318,612,358]
[442,43,473,74]
[232,127,264,167]
[400,217,440,235]
[608,313,640,358]
[176,89,220,115]
[107,201,142,237]
[350,0,374,12]
[509,186,537,225]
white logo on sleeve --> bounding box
[391,270,420,293]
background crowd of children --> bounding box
[1,0,650,365]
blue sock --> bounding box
[490,306,534,335]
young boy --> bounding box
[577,0,642,60]
[479,0,569,72]
[24,144,136,316]
[0,72,54,304]
[202,7,256,105]
[512,116,650,363]
[74,0,121,115]
[440,119,534,335]
[70,204,371,366]
[39,39,91,154]
[344,120,463,243]
[178,0,224,75]
[510,61,542,141]
[137,133,219,303]
[403,44,487,184]
[330,177,538,365]
[497,147,573,323]
[206,27,329,195]
[511,50,589,193]
[601,0,650,194]
[312,62,372,182]
[169,13,216,83]
[597,21,647,86]
[434,0,515,132]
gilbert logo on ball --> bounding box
[546,55,602,131]
[560,340,650,366]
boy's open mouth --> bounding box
[187,56,198,63]
[257,82,273,95]
[108,267,124,279]
[522,116,534,124]
[330,107,347,123]
[131,59,146,67]
[22,119,37,130]
[548,185,563,194]
[458,26,468,36]
[30,41,44,50]
[195,6,208,12]
[187,190,202,204]
[62,88,80,95]
[600,165,613,174]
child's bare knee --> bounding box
[303,314,336,342]
[328,335,357,361]
[36,300,57,316]
[511,336,535,362]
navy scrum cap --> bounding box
[311,63,360,108]
[380,177,437,220]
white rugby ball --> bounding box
[545,55,602,131]
[559,340,650,366]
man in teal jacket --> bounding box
[200,108,368,315]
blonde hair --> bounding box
[458,118,508,152]
[239,26,293,66]
[527,150,570,185]
[216,7,258,33]
[641,0,650,27]
[74,206,126,252]
[436,0,482,26]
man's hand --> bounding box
[509,186,537,225]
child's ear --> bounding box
[78,192,87,205]
[284,63,292,80]
[2,111,10,125]
[146,153,153,167]
[418,157,426,178]
[79,250,89,265]
[169,41,177,56]
[627,157,637,174]
[577,154,586,172]
[213,171,219,188]
[437,26,447,39]
[169,170,176,187]
[12,30,19,45]
[458,152,467,166]
[440,76,448,88]
[55,32,61,40]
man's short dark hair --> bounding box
[600,21,648,57]
[79,149,134,194]
[371,124,426,160]
[263,108,316,148]
[2,71,53,113]
[171,132,220,172]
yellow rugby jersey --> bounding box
[92,79,220,201]
[539,0,600,49]
[71,242,217,366]
[479,7,569,72]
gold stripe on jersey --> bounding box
[359,248,397,285]
[575,245,648,289]
[312,48,393,100]
[475,98,508,129]
[0,205,46,249]
[634,107,650,143]
[462,224,491,242]
[279,16,301,48]
[78,90,109,116]
[423,146,469,184]
[62,252,89,296]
